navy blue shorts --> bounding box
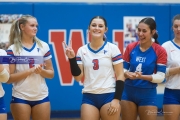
[82,92,114,110]
[163,88,180,105]
[11,96,49,107]
[0,97,6,113]
[122,85,157,106]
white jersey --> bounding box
[162,40,180,89]
[0,49,8,97]
[7,41,52,101]
[77,41,123,94]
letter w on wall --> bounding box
[49,29,123,86]
[49,30,84,86]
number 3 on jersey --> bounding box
[29,58,35,68]
[92,59,99,70]
[136,63,142,72]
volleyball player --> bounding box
[0,49,10,120]
[162,14,180,120]
[64,16,125,120]
[7,15,54,120]
[121,17,167,120]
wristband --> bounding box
[69,57,81,76]
[151,72,165,83]
[114,80,124,100]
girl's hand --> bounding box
[135,71,142,79]
[124,71,137,80]
[63,40,75,59]
[107,99,120,116]
[34,64,44,74]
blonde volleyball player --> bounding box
[6,15,54,120]
[162,14,180,120]
[64,16,125,120]
[0,49,10,120]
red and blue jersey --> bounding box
[123,41,167,88]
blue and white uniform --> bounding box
[122,41,167,106]
[7,41,51,101]
[76,41,123,109]
[0,49,8,113]
[162,40,180,104]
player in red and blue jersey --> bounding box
[121,18,167,120]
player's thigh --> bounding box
[0,114,7,120]
[138,106,157,120]
[163,88,180,120]
[100,102,120,120]
[32,102,50,120]
[81,104,100,120]
[120,100,137,120]
[163,105,180,120]
[11,103,31,120]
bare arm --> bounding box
[114,62,125,81]
[136,74,153,81]
[133,71,165,83]
[124,70,153,81]
[166,67,180,76]
[63,41,83,81]
[0,64,9,73]
[107,62,125,116]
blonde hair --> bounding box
[9,15,42,53]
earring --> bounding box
[103,34,107,40]
[151,38,155,42]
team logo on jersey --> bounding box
[132,51,135,54]
[37,48,40,52]
[104,50,107,54]
[170,50,175,52]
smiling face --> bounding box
[89,18,107,40]
[173,19,180,39]
[20,18,38,38]
[137,22,154,44]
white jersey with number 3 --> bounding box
[76,41,123,94]
[7,41,52,100]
